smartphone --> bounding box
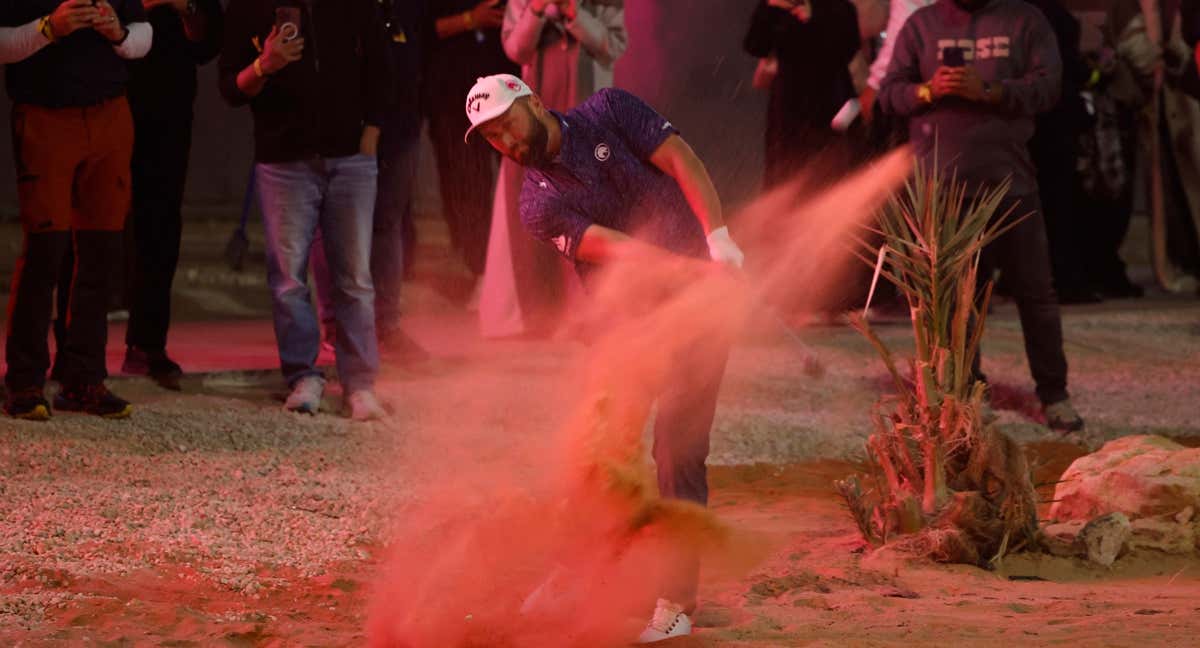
[942,46,966,68]
[275,6,302,42]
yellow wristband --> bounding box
[253,57,265,78]
[463,10,473,28]
[38,15,56,43]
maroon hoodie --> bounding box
[877,0,1062,196]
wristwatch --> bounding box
[916,82,933,104]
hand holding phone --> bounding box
[942,46,966,68]
[275,6,301,42]
[260,17,304,75]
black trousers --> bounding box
[973,194,1070,405]
[7,230,123,390]
[125,107,193,351]
[1031,130,1092,295]
[427,108,496,277]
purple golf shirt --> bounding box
[519,88,708,279]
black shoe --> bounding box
[54,383,133,419]
[122,347,183,391]
[1097,280,1144,299]
[1057,288,1104,305]
[4,387,51,421]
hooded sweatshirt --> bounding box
[877,0,1062,196]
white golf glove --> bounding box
[706,226,745,268]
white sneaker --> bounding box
[284,375,325,414]
[636,599,692,643]
[346,389,387,422]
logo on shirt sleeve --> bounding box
[594,143,611,162]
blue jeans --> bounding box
[312,130,419,338]
[256,155,379,393]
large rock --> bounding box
[1049,435,1200,554]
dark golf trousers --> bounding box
[972,194,1070,405]
[652,337,731,609]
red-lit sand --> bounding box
[3,153,1200,644]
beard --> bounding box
[515,113,553,168]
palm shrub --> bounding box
[837,161,1039,565]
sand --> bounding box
[2,287,1199,646]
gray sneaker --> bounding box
[285,375,325,414]
[1043,398,1084,432]
[346,389,387,422]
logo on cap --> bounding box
[594,143,611,162]
[466,92,491,115]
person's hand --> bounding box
[928,66,961,100]
[142,0,188,13]
[92,1,127,41]
[48,0,99,39]
[360,126,380,157]
[259,24,304,74]
[946,66,989,102]
[706,226,745,268]
[470,0,504,29]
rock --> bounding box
[1078,513,1131,567]
[1050,435,1200,523]
[1130,516,1198,554]
[1040,520,1086,558]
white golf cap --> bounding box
[463,74,533,143]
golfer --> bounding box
[463,73,744,643]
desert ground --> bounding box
[2,218,1199,647]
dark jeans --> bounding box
[256,155,380,393]
[125,107,192,352]
[972,194,1070,405]
[428,109,496,276]
[313,127,420,337]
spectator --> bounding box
[426,0,518,307]
[1026,0,1103,304]
[120,0,223,391]
[744,0,861,189]
[310,0,433,361]
[2,0,151,421]
[1070,5,1145,299]
[859,0,934,126]
[878,0,1084,431]
[478,0,626,338]
[1112,0,1200,293]
[218,0,392,421]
